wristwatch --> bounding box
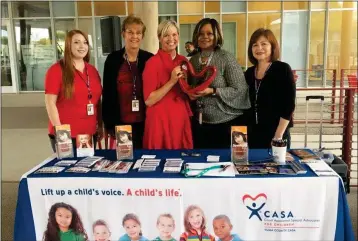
[212,88,217,96]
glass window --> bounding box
[283,1,308,10]
[248,2,280,11]
[1,22,12,87]
[311,2,326,10]
[77,1,92,17]
[309,11,325,86]
[222,1,246,13]
[158,1,177,15]
[1,1,9,18]
[94,1,126,16]
[179,23,196,56]
[159,15,177,24]
[95,17,125,80]
[282,12,308,87]
[179,2,203,15]
[205,14,220,24]
[14,19,55,91]
[205,1,220,13]
[222,14,246,67]
[52,1,75,17]
[247,13,281,66]
[12,1,50,18]
[54,19,75,60]
[329,1,357,9]
[78,18,95,65]
[327,10,357,74]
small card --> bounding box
[92,159,111,171]
[66,167,91,173]
[138,166,157,172]
[163,166,182,173]
[132,100,139,112]
[54,160,78,166]
[133,159,144,169]
[87,103,94,115]
[207,155,220,162]
[141,155,156,159]
[34,166,65,174]
[76,156,103,168]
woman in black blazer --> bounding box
[245,28,296,149]
[102,15,153,148]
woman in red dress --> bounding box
[143,20,193,149]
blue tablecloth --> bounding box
[14,149,355,241]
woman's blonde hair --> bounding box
[157,19,179,39]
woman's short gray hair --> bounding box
[157,19,179,39]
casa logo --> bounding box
[242,193,294,221]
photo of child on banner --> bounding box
[43,202,88,241]
[76,134,94,157]
[154,214,177,241]
[213,215,243,241]
[119,213,149,241]
[92,219,111,241]
[180,205,215,241]
[231,126,248,164]
[54,124,74,159]
[115,125,134,160]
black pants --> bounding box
[192,115,247,149]
[131,121,145,149]
[248,125,291,149]
[49,134,98,153]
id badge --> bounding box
[87,103,94,116]
[132,100,139,112]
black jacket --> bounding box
[245,61,296,129]
[102,48,153,133]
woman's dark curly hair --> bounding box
[43,202,88,241]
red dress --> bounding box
[143,49,193,149]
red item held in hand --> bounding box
[178,59,217,95]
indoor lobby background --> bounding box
[1,1,357,93]
[0,2,357,240]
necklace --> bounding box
[199,51,214,66]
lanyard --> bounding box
[124,52,139,100]
[181,164,230,178]
[254,62,272,124]
[77,67,92,101]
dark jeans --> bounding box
[192,115,247,149]
[49,134,98,154]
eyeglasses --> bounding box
[125,30,143,36]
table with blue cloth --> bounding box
[14,149,355,241]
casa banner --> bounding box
[28,177,338,241]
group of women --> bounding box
[44,15,296,151]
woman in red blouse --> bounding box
[143,20,193,149]
[102,15,153,149]
[44,29,103,152]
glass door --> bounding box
[1,19,17,93]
